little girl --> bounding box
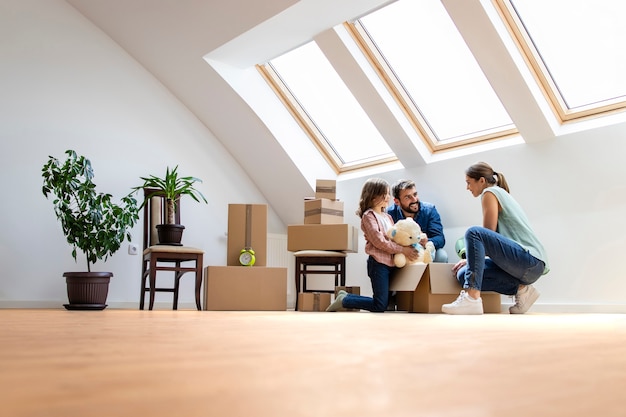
[326,178,419,312]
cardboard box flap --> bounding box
[389,263,428,291]
[427,263,463,294]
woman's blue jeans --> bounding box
[342,256,391,312]
[457,226,545,295]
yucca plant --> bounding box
[134,165,207,224]
[42,150,140,272]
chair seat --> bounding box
[294,250,347,257]
[144,245,204,255]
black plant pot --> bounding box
[63,271,112,310]
[156,224,185,246]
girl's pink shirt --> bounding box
[361,208,404,267]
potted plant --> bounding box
[42,150,140,310]
[133,165,207,245]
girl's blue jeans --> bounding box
[342,256,391,312]
[457,226,545,295]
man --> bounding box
[388,179,448,263]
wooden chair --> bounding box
[294,250,346,311]
[139,189,204,310]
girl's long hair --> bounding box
[356,178,390,218]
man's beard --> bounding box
[402,202,419,215]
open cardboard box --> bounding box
[389,263,502,313]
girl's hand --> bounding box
[403,246,420,262]
[452,259,467,274]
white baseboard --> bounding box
[0,301,199,310]
[1,300,625,313]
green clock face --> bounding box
[239,248,256,266]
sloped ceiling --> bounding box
[64,0,310,227]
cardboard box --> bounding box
[315,179,336,200]
[287,224,358,252]
[335,286,360,312]
[297,292,331,311]
[204,266,287,311]
[390,263,501,313]
[227,204,267,266]
[304,198,344,224]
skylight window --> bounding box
[261,41,395,173]
[352,0,516,150]
[497,0,626,121]
[258,0,522,174]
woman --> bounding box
[443,162,549,315]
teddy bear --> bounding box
[387,218,436,267]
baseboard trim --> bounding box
[1,301,625,313]
[0,301,200,310]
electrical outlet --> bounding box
[128,243,138,255]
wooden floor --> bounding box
[1,309,625,417]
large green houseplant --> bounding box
[133,165,207,245]
[42,150,139,310]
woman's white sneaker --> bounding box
[509,285,539,314]
[442,290,484,315]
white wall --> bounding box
[0,0,284,308]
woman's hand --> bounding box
[452,259,467,274]
[402,246,420,262]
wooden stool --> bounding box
[294,250,346,310]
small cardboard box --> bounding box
[287,224,359,253]
[227,204,267,266]
[390,263,501,313]
[335,286,360,312]
[204,266,287,311]
[315,179,336,200]
[297,292,331,311]
[304,198,344,224]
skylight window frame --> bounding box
[494,0,626,123]
[345,21,519,154]
[257,61,398,174]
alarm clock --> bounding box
[239,247,256,266]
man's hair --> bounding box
[392,179,415,200]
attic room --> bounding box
[1,0,625,416]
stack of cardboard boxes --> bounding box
[288,180,360,311]
[203,204,287,311]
